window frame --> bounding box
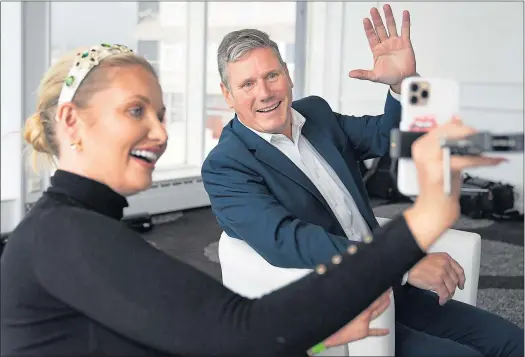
[19,1,307,217]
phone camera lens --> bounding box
[411,83,419,92]
[410,96,418,104]
[421,90,429,98]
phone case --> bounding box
[397,77,460,197]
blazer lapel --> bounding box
[231,118,330,209]
[300,119,372,222]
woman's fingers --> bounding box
[450,156,507,171]
[368,328,390,337]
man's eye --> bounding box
[243,82,253,89]
[129,107,144,118]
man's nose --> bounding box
[258,81,272,101]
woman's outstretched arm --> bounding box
[34,210,424,356]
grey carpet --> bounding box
[142,202,524,328]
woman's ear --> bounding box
[55,103,81,143]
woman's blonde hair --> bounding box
[23,46,158,169]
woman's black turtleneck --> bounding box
[1,170,425,356]
[46,169,129,220]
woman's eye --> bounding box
[129,107,144,119]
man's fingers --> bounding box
[363,18,380,49]
[369,328,390,337]
[444,263,460,288]
[383,4,398,37]
[435,285,452,306]
[400,10,411,39]
[370,7,389,41]
[441,272,457,300]
[449,259,466,289]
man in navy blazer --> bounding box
[202,4,523,357]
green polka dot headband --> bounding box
[57,43,133,105]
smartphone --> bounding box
[397,77,460,197]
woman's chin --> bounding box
[121,177,152,197]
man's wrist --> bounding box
[390,72,420,94]
[389,88,401,101]
[390,84,402,95]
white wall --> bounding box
[1,2,23,232]
[307,2,524,211]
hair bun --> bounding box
[23,112,51,154]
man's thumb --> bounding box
[349,69,374,81]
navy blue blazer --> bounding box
[202,92,402,268]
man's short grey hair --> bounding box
[217,29,286,90]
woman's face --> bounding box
[59,64,168,196]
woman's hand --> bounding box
[404,118,506,250]
[311,288,391,353]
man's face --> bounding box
[221,47,294,135]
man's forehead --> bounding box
[228,51,282,78]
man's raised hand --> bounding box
[349,4,417,92]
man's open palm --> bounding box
[349,4,416,86]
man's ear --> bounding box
[55,103,81,143]
[220,82,235,110]
[283,63,294,89]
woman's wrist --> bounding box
[403,200,453,251]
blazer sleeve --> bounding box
[202,154,361,268]
[334,91,402,161]
[33,209,425,357]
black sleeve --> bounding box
[33,208,424,356]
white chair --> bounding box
[218,217,481,356]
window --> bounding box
[163,92,185,123]
[138,1,159,23]
[50,3,139,63]
[204,2,297,156]
[50,2,190,171]
[48,2,303,181]
[285,43,295,64]
[160,43,185,72]
[137,40,160,74]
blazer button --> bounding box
[331,255,342,264]
[315,264,327,275]
[363,235,373,244]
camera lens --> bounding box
[410,96,418,104]
[421,90,429,98]
[410,83,419,92]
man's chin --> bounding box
[264,120,290,135]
